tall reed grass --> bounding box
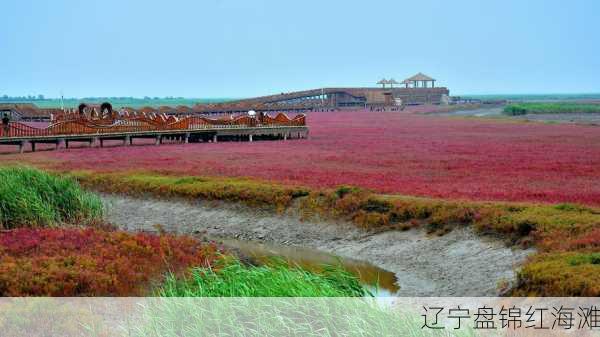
[159,260,367,297]
[0,167,103,228]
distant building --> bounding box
[0,103,56,122]
[217,73,450,110]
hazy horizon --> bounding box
[3,92,600,101]
[2,0,599,98]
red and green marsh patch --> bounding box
[0,227,222,296]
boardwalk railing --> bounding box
[0,113,306,139]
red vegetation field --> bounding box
[0,228,222,296]
[8,110,600,206]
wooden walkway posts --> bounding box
[3,126,309,153]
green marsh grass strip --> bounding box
[503,102,600,115]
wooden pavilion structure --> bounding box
[403,73,436,88]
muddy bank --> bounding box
[101,194,533,296]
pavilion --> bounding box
[377,78,401,89]
[402,73,436,88]
[377,79,390,88]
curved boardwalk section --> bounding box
[0,108,307,153]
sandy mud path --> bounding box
[101,194,532,296]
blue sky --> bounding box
[1,0,599,98]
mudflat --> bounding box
[102,194,533,296]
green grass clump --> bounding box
[503,102,600,115]
[512,252,600,296]
[158,260,367,297]
[0,167,103,228]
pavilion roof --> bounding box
[404,72,435,82]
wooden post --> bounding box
[155,135,161,146]
[184,133,190,144]
[99,139,104,148]
[213,134,217,143]
[124,136,130,146]
[19,141,26,154]
[65,140,69,149]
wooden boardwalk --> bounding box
[0,111,308,153]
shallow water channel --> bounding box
[102,194,533,296]
[215,237,400,295]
